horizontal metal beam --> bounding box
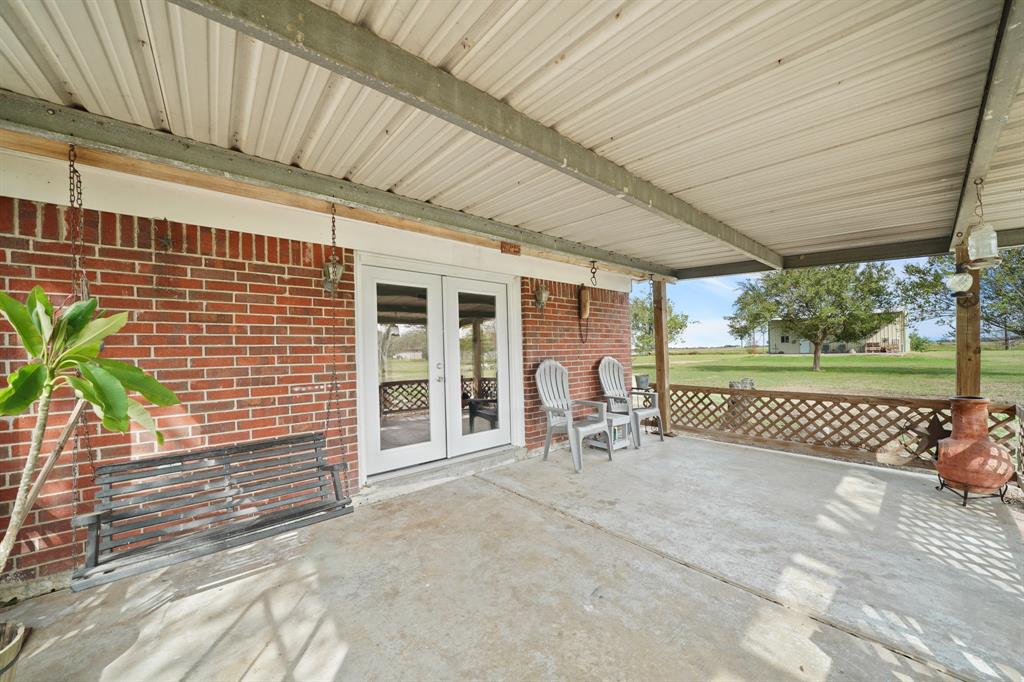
[169,0,783,270]
[0,90,677,278]
[950,0,1024,248]
[674,231,1024,279]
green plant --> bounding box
[0,287,179,572]
[909,332,930,353]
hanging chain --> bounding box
[67,145,96,563]
[67,145,89,300]
[579,261,598,344]
[972,178,985,225]
[324,202,348,496]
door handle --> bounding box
[436,362,443,370]
[435,376,444,383]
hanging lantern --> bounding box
[945,271,973,293]
[322,254,345,293]
[323,202,345,293]
[966,223,1000,269]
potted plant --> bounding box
[0,287,178,678]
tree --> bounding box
[727,282,772,351]
[909,331,930,352]
[630,289,689,354]
[0,287,179,572]
[728,264,898,371]
[900,250,1024,349]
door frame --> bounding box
[443,276,512,456]
[359,267,447,475]
[355,253,525,486]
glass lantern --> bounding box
[945,272,973,293]
[322,255,345,292]
[967,223,1000,268]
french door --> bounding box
[362,267,511,475]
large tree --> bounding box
[900,249,1024,348]
[727,264,898,371]
[727,282,772,351]
[631,290,689,354]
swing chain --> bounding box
[324,202,348,494]
[67,145,89,300]
[67,145,97,550]
[589,260,598,287]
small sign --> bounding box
[500,241,521,256]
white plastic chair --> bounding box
[535,359,613,472]
[599,356,664,448]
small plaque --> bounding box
[500,241,521,255]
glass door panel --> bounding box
[362,268,445,474]
[444,278,511,455]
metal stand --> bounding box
[935,475,1009,507]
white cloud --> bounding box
[677,318,735,348]
[697,277,737,295]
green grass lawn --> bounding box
[632,347,1024,404]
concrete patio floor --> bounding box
[3,437,1022,681]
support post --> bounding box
[955,246,982,396]
[471,319,482,398]
[653,281,672,434]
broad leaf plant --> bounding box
[0,287,179,572]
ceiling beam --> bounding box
[168,0,783,270]
[0,90,677,278]
[949,0,1024,248]
[674,230,1024,279]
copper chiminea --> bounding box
[935,397,1013,506]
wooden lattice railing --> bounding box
[668,384,1020,466]
[379,377,498,415]
[461,376,497,400]
[379,379,430,414]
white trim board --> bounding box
[0,147,634,292]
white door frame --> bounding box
[355,253,525,486]
[359,267,447,475]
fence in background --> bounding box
[667,384,1020,467]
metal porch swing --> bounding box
[63,148,352,591]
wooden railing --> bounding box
[667,384,1020,466]
[379,379,430,415]
[379,377,498,415]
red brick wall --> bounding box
[0,196,357,585]
[521,278,631,450]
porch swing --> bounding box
[62,147,353,591]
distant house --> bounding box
[767,311,909,354]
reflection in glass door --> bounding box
[444,278,511,456]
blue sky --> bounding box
[632,257,949,348]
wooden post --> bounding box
[653,280,672,434]
[471,318,482,397]
[955,246,982,396]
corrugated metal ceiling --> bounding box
[0,0,1019,272]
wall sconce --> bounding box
[322,254,345,293]
[533,282,549,310]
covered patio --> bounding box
[5,436,1022,680]
[1,0,1023,679]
